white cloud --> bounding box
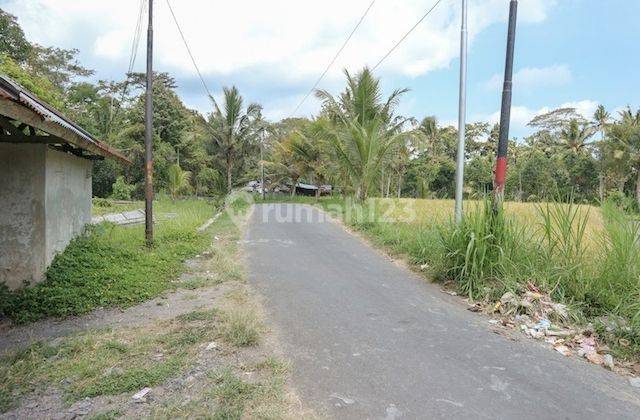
[5,0,556,82]
[483,64,572,92]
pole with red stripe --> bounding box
[493,0,518,211]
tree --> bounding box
[315,68,410,200]
[559,119,596,154]
[167,164,192,200]
[208,86,261,192]
[609,112,640,207]
[0,10,32,63]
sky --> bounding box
[1,0,639,138]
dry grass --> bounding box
[374,198,603,247]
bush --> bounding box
[92,197,112,208]
[111,176,135,201]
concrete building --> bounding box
[0,75,130,290]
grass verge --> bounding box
[0,198,220,324]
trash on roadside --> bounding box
[554,344,571,356]
[467,303,482,312]
[630,377,640,388]
[205,341,218,351]
[603,354,615,370]
[132,387,151,400]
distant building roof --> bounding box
[0,75,130,164]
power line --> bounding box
[108,0,146,134]
[165,0,214,101]
[288,0,377,118]
[372,0,444,71]
[128,0,147,74]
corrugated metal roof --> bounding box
[0,74,130,163]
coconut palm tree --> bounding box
[593,105,611,140]
[267,132,308,197]
[314,68,410,201]
[167,163,191,200]
[317,116,408,201]
[207,86,261,192]
[559,119,596,154]
[593,105,611,201]
[620,106,640,126]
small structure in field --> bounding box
[294,183,332,197]
[0,75,130,290]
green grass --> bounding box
[0,307,221,412]
[91,199,143,216]
[0,198,220,324]
[221,309,261,347]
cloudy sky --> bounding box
[2,0,639,137]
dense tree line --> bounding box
[0,9,262,200]
[267,68,640,208]
[2,9,639,208]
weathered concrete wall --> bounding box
[0,144,47,289]
[0,146,92,290]
[44,149,92,265]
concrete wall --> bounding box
[44,149,92,264]
[0,145,92,290]
[0,144,47,289]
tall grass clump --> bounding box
[535,199,590,301]
[590,202,640,321]
[439,200,531,300]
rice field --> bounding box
[373,198,604,248]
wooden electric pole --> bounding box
[493,0,518,212]
[144,0,154,247]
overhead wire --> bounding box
[165,0,214,101]
[287,0,377,119]
[371,0,444,71]
[108,0,147,134]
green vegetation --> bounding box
[221,309,262,347]
[91,198,142,216]
[0,306,218,412]
[0,199,218,324]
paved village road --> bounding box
[243,203,640,419]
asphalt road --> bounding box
[244,203,640,419]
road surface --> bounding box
[244,203,640,419]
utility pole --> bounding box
[493,0,518,212]
[454,0,468,224]
[260,128,266,200]
[144,0,154,247]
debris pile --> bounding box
[472,283,639,378]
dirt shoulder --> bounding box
[0,205,313,419]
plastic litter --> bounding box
[132,387,151,400]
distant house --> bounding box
[0,75,130,290]
[295,183,332,197]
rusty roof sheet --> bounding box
[0,75,130,163]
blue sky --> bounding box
[2,0,639,138]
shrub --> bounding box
[111,176,135,200]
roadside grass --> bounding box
[0,309,215,412]
[263,195,640,361]
[221,309,261,347]
[91,199,143,217]
[0,198,220,324]
[0,305,266,413]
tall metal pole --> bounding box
[260,129,266,200]
[493,0,518,211]
[454,0,468,224]
[144,0,154,247]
